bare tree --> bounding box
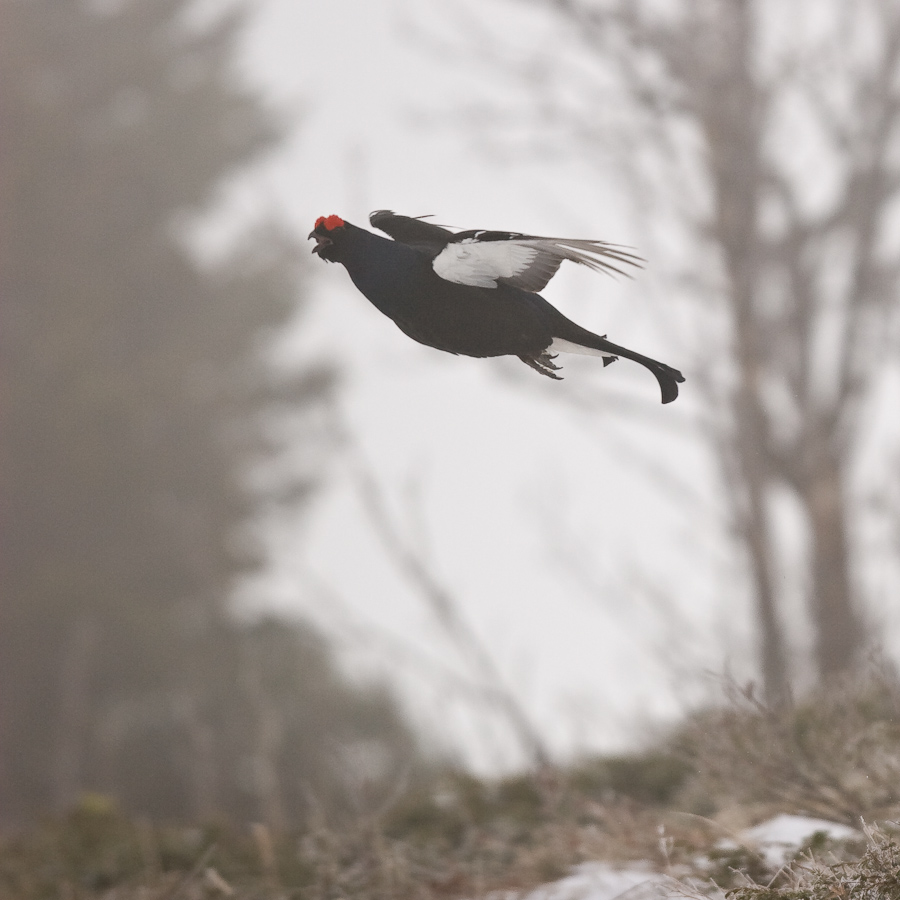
[437,0,900,701]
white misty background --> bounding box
[220,0,900,772]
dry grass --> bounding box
[3,797,895,900]
[726,825,900,900]
[671,665,900,826]
[4,668,900,899]
[0,783,720,900]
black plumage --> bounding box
[309,211,685,403]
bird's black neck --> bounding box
[338,227,433,316]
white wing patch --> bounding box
[549,338,617,359]
[432,236,642,291]
[433,239,539,288]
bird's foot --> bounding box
[518,352,563,380]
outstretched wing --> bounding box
[370,210,643,292]
[369,210,454,256]
[434,230,643,291]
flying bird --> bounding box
[309,211,685,403]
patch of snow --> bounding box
[514,862,697,900]
[737,814,861,869]
[502,814,862,900]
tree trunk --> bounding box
[181,694,218,821]
[743,474,791,703]
[701,1,790,703]
[802,457,864,678]
[53,617,99,810]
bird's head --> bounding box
[308,214,347,261]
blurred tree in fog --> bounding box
[0,0,419,824]
[454,0,900,702]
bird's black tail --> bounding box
[594,337,685,404]
[551,327,685,403]
[532,298,685,402]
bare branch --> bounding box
[303,571,530,707]
[352,459,551,768]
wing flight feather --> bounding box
[370,211,643,291]
[435,234,643,290]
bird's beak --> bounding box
[309,231,332,256]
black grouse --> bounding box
[309,211,685,403]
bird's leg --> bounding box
[518,352,563,380]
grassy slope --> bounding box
[3,671,900,899]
